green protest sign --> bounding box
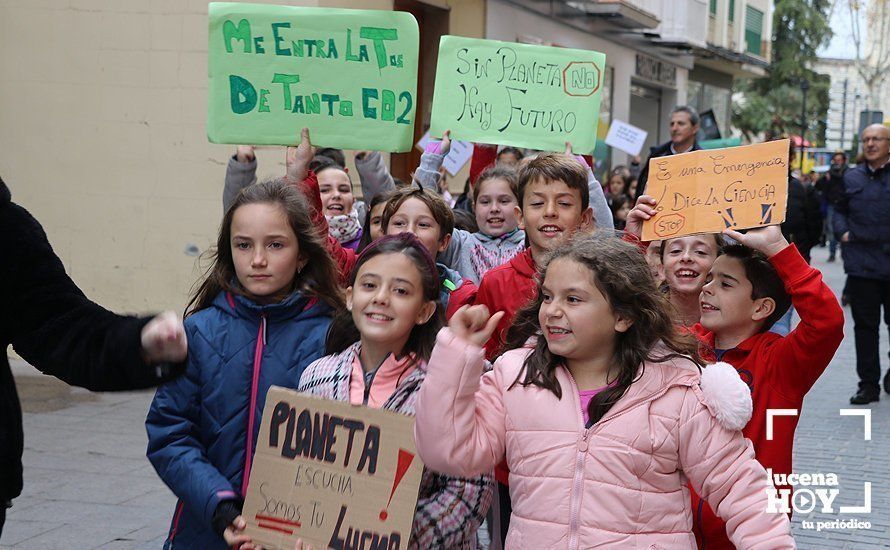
[207,3,419,151]
[430,36,606,154]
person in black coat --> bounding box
[782,175,824,264]
[815,152,848,262]
[633,105,702,201]
[1,176,187,536]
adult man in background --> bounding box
[633,105,702,200]
[834,125,890,405]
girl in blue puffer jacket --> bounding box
[146,179,345,549]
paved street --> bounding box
[3,245,890,549]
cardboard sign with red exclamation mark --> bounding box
[241,387,425,550]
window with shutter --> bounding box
[745,5,764,55]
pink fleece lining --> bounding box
[349,353,418,407]
[241,315,266,496]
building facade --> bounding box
[0,0,486,316]
[814,57,872,152]
[658,0,772,140]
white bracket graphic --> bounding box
[839,409,872,441]
[839,482,872,514]
[766,409,798,440]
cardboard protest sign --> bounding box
[430,36,606,154]
[605,120,648,156]
[242,387,423,549]
[208,3,419,151]
[641,140,790,241]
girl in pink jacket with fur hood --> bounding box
[415,233,794,549]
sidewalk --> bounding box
[2,245,889,548]
[2,365,173,548]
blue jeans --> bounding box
[770,306,795,336]
[826,205,838,256]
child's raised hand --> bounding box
[293,539,315,550]
[450,305,505,347]
[223,515,263,549]
[426,130,452,156]
[235,145,255,163]
[440,129,452,156]
[140,311,187,365]
[624,195,658,238]
[564,141,573,155]
[723,225,789,257]
[286,127,315,183]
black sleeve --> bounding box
[804,186,825,246]
[211,499,244,537]
[3,202,183,391]
[634,156,652,201]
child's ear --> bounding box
[614,315,634,333]
[515,205,526,230]
[345,287,354,312]
[437,233,452,254]
[416,300,437,325]
[751,296,776,322]
[580,206,594,231]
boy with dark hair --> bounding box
[690,225,844,550]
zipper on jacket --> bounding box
[241,313,267,496]
[563,368,590,550]
[568,428,590,550]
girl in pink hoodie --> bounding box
[415,233,794,549]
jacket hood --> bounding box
[510,248,537,279]
[437,262,463,290]
[0,176,10,205]
[589,349,700,424]
[212,288,332,324]
[699,361,753,430]
[475,228,525,245]
[582,353,751,432]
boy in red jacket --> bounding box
[468,153,594,358]
[688,225,844,549]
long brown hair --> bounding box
[185,178,345,316]
[505,232,703,424]
[325,233,443,362]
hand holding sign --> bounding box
[640,140,790,241]
[625,195,658,240]
[286,128,315,184]
[723,225,789,258]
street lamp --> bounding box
[800,79,809,172]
